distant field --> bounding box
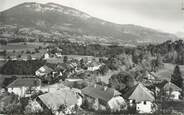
[0,42,48,59]
[156,63,184,81]
[0,42,48,51]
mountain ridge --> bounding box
[0,2,178,45]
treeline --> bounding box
[56,39,184,65]
[54,41,134,57]
[147,40,184,64]
[0,39,7,45]
[1,60,46,75]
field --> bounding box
[155,63,184,81]
[0,42,47,51]
[0,42,48,59]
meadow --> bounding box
[155,63,184,81]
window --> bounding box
[144,101,146,105]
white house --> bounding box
[7,78,41,97]
[35,65,54,77]
[55,53,62,58]
[44,53,50,59]
[82,84,127,112]
[163,82,182,100]
[124,83,156,113]
[87,61,102,71]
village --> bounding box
[0,40,184,115]
[0,1,184,115]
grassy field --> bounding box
[0,42,50,52]
[0,42,48,59]
[155,63,184,81]
[0,42,42,51]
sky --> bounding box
[0,0,184,34]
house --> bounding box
[87,61,102,71]
[44,53,50,59]
[55,53,62,58]
[144,71,157,80]
[35,65,54,77]
[7,78,41,97]
[123,83,156,113]
[163,82,182,100]
[82,84,127,112]
[37,89,81,115]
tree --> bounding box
[2,49,7,57]
[107,56,119,70]
[79,58,85,69]
[17,54,21,59]
[58,104,67,114]
[98,64,109,75]
[109,72,136,92]
[27,55,32,60]
[63,56,68,63]
[171,65,183,88]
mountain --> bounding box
[176,32,184,39]
[0,2,178,45]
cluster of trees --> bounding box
[0,39,7,45]
[109,72,135,92]
[1,60,46,75]
[147,40,184,65]
[0,50,7,56]
[56,40,133,57]
[55,39,184,65]
[171,65,183,90]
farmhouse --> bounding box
[163,82,182,100]
[35,65,54,77]
[37,89,80,115]
[44,53,50,59]
[55,53,62,58]
[7,78,41,97]
[87,61,102,71]
[124,83,156,113]
[82,84,127,112]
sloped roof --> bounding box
[7,78,41,88]
[38,89,78,109]
[123,83,155,102]
[82,84,121,102]
[163,82,182,91]
[87,61,100,67]
[37,65,54,74]
[56,63,72,71]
